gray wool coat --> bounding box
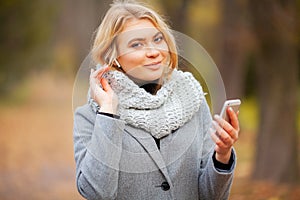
[73,100,236,200]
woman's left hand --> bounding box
[210,107,239,164]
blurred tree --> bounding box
[218,0,252,98]
[159,0,192,33]
[0,0,57,96]
[53,0,110,76]
[250,0,299,183]
[0,0,110,95]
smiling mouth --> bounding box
[144,61,162,69]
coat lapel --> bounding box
[124,126,173,186]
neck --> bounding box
[127,74,160,86]
[126,75,162,95]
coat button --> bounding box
[160,181,170,191]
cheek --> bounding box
[159,44,170,59]
[158,41,169,51]
[162,50,169,59]
[119,52,145,70]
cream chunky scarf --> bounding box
[89,69,205,139]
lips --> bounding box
[144,61,162,70]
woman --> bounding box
[73,1,240,199]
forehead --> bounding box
[118,19,160,41]
[122,18,157,31]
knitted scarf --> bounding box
[88,69,205,139]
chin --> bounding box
[142,71,164,81]
[127,67,164,82]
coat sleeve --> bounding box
[198,100,236,200]
[73,104,125,200]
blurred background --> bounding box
[0,0,299,199]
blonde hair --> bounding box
[91,0,178,73]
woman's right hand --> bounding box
[90,66,118,114]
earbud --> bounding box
[114,58,122,68]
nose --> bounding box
[145,46,160,58]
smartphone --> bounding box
[220,99,241,122]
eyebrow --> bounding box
[127,31,163,45]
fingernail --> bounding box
[105,65,110,70]
[214,114,221,120]
[96,63,101,69]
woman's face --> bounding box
[116,19,169,82]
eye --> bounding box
[154,35,164,43]
[130,42,144,49]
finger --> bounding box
[91,65,109,78]
[90,71,99,89]
[214,114,233,135]
[209,128,224,147]
[90,66,110,91]
[210,128,233,156]
[91,67,102,78]
[96,65,110,79]
[90,81,105,96]
[227,107,240,132]
[214,114,238,141]
[90,71,105,96]
[213,114,229,129]
[210,128,231,153]
[100,78,112,92]
[212,121,234,147]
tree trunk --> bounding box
[250,0,299,183]
[54,0,110,69]
[218,0,251,98]
[159,0,192,33]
